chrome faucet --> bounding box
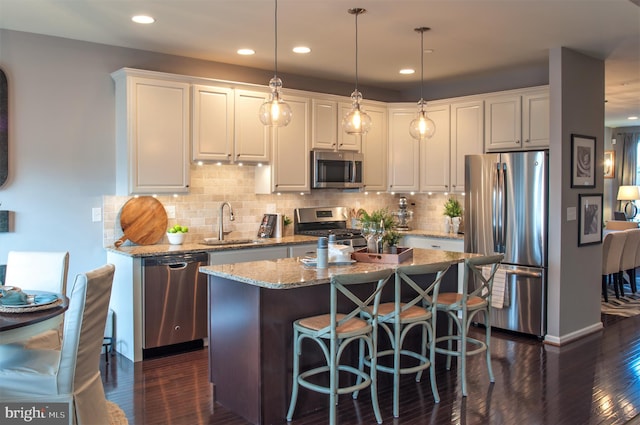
[219,202,234,240]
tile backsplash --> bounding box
[102,164,463,247]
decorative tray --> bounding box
[351,247,414,264]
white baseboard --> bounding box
[543,322,603,346]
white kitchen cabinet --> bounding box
[485,87,549,152]
[522,89,550,149]
[256,94,311,193]
[419,102,451,193]
[209,245,289,265]
[192,84,234,163]
[311,98,361,152]
[387,107,420,192]
[234,89,271,163]
[402,235,463,252]
[450,99,484,193]
[112,70,191,195]
[289,243,317,258]
[361,104,388,192]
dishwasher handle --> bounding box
[168,262,188,270]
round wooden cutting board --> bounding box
[114,197,168,247]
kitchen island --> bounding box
[200,248,475,425]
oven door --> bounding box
[312,151,363,189]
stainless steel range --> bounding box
[294,206,366,248]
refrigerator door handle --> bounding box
[500,162,507,252]
[505,269,543,278]
[492,162,501,252]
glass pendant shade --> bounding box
[260,0,291,127]
[343,8,371,135]
[409,100,436,140]
[409,26,435,140]
[259,77,292,126]
[342,90,372,135]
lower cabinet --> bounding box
[208,246,289,265]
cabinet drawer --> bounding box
[402,235,463,252]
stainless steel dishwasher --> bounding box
[142,252,208,353]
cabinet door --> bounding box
[192,85,234,162]
[420,103,451,193]
[522,90,549,149]
[451,100,483,193]
[337,102,362,152]
[388,108,420,192]
[121,77,190,195]
[234,89,271,163]
[271,95,311,192]
[485,94,522,151]
[312,99,338,150]
[362,105,387,192]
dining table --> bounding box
[0,292,69,345]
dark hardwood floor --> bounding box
[102,312,640,425]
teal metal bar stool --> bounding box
[434,254,503,397]
[370,261,451,417]
[286,269,393,425]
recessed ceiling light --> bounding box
[237,48,255,55]
[293,46,311,54]
[132,15,155,24]
[399,69,415,75]
[629,116,639,120]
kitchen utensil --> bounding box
[114,196,168,247]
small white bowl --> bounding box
[167,232,186,245]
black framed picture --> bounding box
[571,134,596,188]
[578,193,603,246]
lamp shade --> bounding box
[617,185,640,201]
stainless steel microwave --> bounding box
[312,151,364,189]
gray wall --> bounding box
[547,47,604,343]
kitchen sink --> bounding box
[201,238,265,246]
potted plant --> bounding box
[443,198,463,233]
[383,230,402,253]
[358,208,397,253]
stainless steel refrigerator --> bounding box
[465,150,548,337]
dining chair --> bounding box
[434,254,504,397]
[621,229,640,294]
[286,269,393,425]
[4,251,70,349]
[602,231,627,301]
[0,263,115,425]
[371,261,451,417]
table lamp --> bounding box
[617,185,640,219]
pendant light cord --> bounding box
[354,10,359,92]
[420,28,424,101]
[274,0,278,78]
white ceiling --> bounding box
[1,0,638,128]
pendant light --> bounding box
[259,0,292,127]
[409,27,436,140]
[342,8,372,135]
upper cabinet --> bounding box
[234,89,271,163]
[387,107,420,192]
[112,69,190,195]
[311,99,361,152]
[256,94,311,193]
[485,87,549,152]
[361,104,387,192]
[451,99,484,193]
[419,102,451,193]
[192,84,234,163]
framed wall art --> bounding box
[578,193,602,246]
[571,134,596,188]
[604,150,615,178]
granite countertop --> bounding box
[105,235,318,257]
[199,248,475,289]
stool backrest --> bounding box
[459,254,505,309]
[392,261,451,321]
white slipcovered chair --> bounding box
[621,229,640,295]
[4,251,70,349]
[602,232,627,301]
[0,263,115,425]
